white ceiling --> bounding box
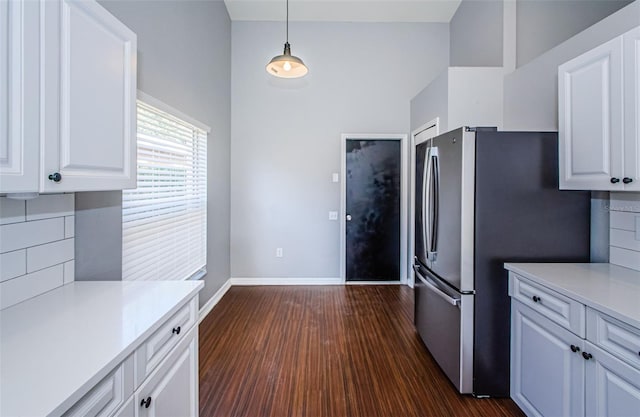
[223,0,463,23]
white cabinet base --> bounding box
[585,342,640,417]
[511,300,585,417]
[137,326,198,417]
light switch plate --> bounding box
[329,211,338,220]
[332,173,339,183]
[635,216,640,241]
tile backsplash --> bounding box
[609,192,640,272]
[0,194,75,309]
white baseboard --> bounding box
[198,278,232,323]
[230,277,343,286]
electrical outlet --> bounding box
[635,216,640,241]
[276,247,283,258]
[329,211,338,220]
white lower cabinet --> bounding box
[511,301,585,417]
[509,272,640,417]
[137,326,198,417]
[585,342,640,417]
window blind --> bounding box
[122,100,207,281]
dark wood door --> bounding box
[345,139,401,281]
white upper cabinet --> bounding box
[558,36,624,190]
[559,26,640,191]
[0,1,40,193]
[0,0,137,194]
[623,26,640,191]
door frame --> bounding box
[409,119,440,288]
[340,133,409,283]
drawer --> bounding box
[587,307,640,370]
[63,355,134,417]
[509,272,585,337]
[134,295,197,388]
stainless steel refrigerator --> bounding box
[413,127,591,397]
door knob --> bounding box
[346,214,352,221]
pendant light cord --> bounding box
[286,0,289,43]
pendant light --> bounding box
[266,0,308,78]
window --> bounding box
[122,94,208,281]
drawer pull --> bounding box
[172,326,181,335]
[582,352,593,360]
[532,295,541,303]
[570,344,580,353]
[140,397,152,408]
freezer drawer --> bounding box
[414,266,474,393]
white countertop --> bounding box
[0,280,203,417]
[504,263,640,329]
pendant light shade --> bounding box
[266,42,308,78]
[266,0,308,78]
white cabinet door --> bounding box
[137,327,198,417]
[41,0,136,192]
[623,26,640,191]
[0,0,40,193]
[584,341,640,417]
[511,301,585,417]
[559,36,624,190]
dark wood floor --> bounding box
[199,285,524,417]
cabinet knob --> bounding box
[140,397,152,408]
[610,177,620,184]
[48,173,62,182]
[582,352,593,360]
[570,344,580,353]
[172,326,181,335]
[622,177,633,184]
[532,295,541,303]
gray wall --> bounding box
[75,191,123,281]
[79,0,232,308]
[230,22,449,279]
[516,0,633,67]
[450,0,504,66]
[410,70,449,132]
[503,0,639,131]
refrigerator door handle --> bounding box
[422,147,433,260]
[427,148,439,262]
[413,265,460,307]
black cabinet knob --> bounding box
[570,344,580,353]
[582,352,593,360]
[532,295,541,303]
[610,177,620,184]
[48,172,62,182]
[623,177,633,184]
[140,397,152,408]
[172,326,181,335]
